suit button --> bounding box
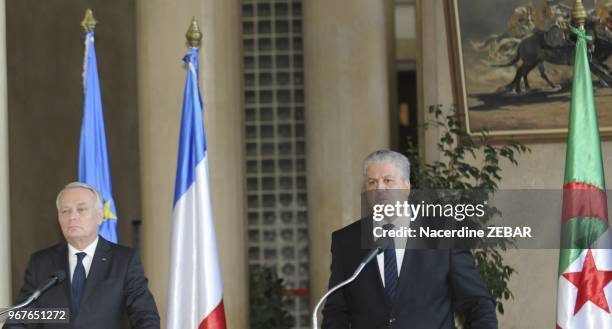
[389,317,396,324]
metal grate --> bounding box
[242,0,309,328]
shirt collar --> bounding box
[68,236,99,258]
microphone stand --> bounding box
[311,235,391,329]
[311,261,369,329]
[0,294,40,317]
[0,271,65,318]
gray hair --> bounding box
[56,182,104,210]
[363,149,411,180]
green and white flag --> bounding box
[556,26,612,329]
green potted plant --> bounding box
[249,266,293,329]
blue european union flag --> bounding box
[78,31,118,243]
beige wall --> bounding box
[6,0,140,298]
[304,0,394,307]
[419,1,612,327]
[134,3,196,323]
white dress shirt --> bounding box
[375,216,410,287]
[68,237,99,282]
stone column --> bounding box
[0,0,9,309]
[136,0,247,327]
[303,0,393,307]
[419,0,453,162]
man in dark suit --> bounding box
[3,182,159,329]
[321,150,498,329]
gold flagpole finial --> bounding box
[81,9,98,32]
[573,0,587,30]
[186,17,202,48]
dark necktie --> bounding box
[71,252,87,313]
[383,223,398,305]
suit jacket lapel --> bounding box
[360,247,386,296]
[359,218,386,305]
[394,216,431,308]
[51,243,72,310]
[79,237,112,312]
[395,247,414,304]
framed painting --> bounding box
[445,0,612,142]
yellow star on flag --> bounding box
[103,200,117,222]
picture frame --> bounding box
[445,0,612,142]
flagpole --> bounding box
[166,17,228,329]
[556,1,612,328]
[78,8,119,243]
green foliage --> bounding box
[249,266,293,329]
[405,104,530,314]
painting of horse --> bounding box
[447,0,612,141]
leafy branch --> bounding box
[405,104,530,314]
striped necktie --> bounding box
[382,223,398,305]
[71,252,87,313]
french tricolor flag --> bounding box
[166,46,227,329]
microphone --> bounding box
[31,270,66,301]
[0,270,66,316]
[311,237,392,329]
[360,236,392,265]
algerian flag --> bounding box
[556,25,612,329]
